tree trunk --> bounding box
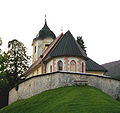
[0,89,9,109]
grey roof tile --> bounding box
[48,30,87,58]
[86,58,107,72]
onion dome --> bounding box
[35,19,56,40]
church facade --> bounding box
[26,19,107,77]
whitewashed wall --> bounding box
[46,60,53,73]
[46,57,86,73]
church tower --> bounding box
[32,17,56,63]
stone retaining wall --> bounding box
[9,72,120,104]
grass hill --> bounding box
[1,86,120,113]
[102,60,120,80]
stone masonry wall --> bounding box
[9,72,120,104]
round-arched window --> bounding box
[70,60,76,72]
[57,60,63,71]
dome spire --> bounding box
[42,15,49,30]
[34,15,56,40]
[45,15,47,25]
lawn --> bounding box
[0,86,120,113]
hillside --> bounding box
[102,60,120,80]
[1,86,120,113]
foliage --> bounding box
[0,38,2,46]
[0,53,8,89]
[7,39,31,87]
[0,38,31,109]
[1,86,120,113]
[77,36,87,54]
[0,38,8,89]
[0,38,9,109]
[0,38,2,53]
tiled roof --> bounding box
[47,30,87,59]
[28,30,107,74]
[86,58,107,72]
[27,31,88,74]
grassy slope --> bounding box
[1,86,120,113]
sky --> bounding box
[0,0,120,65]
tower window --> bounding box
[34,46,36,53]
[45,44,50,47]
[57,60,63,71]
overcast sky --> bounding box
[0,0,120,65]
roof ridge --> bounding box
[48,30,87,58]
[75,40,87,58]
[47,33,65,56]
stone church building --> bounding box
[26,19,107,77]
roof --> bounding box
[86,58,107,72]
[27,31,88,74]
[47,30,87,58]
[33,19,56,41]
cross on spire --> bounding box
[61,27,63,33]
[45,15,47,25]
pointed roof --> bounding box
[27,30,107,75]
[47,30,87,58]
[34,19,56,41]
[41,18,50,30]
[27,31,88,75]
[86,58,107,72]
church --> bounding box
[26,18,107,77]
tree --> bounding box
[0,53,8,89]
[0,38,9,109]
[7,39,31,87]
[0,54,8,109]
[0,37,2,53]
[0,38,8,89]
[77,36,87,54]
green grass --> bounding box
[1,86,120,113]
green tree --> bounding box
[7,39,31,87]
[0,37,2,53]
[0,38,8,89]
[0,53,8,89]
[0,38,9,109]
[77,36,87,54]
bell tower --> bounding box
[32,17,56,63]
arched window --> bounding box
[50,65,52,72]
[57,60,63,71]
[70,60,76,72]
[34,46,36,53]
[82,62,84,72]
